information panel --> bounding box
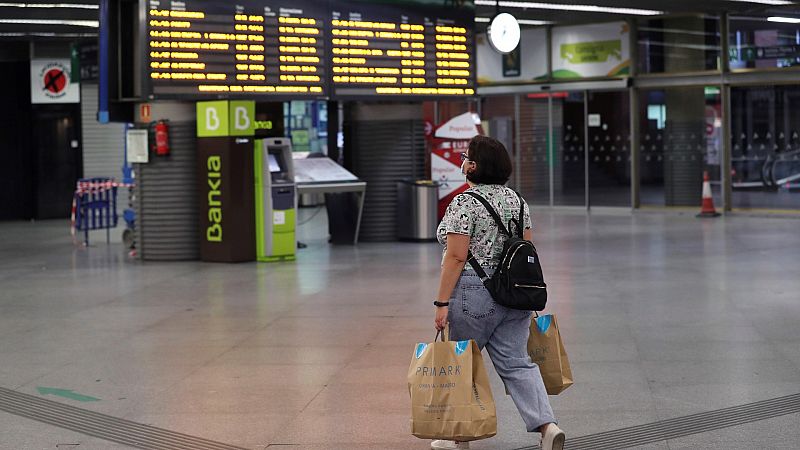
[146,0,327,98]
[329,1,475,98]
[143,0,475,99]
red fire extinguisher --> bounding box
[154,120,170,156]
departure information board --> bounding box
[146,0,327,98]
[329,1,475,98]
[143,0,474,99]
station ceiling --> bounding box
[0,1,99,40]
[0,0,797,40]
[473,0,800,26]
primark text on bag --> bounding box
[408,332,497,441]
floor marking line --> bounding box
[513,392,800,450]
[564,395,800,448]
[0,387,247,450]
[0,392,235,450]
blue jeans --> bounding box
[447,270,557,433]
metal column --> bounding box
[630,88,640,209]
[98,0,110,123]
[720,13,733,212]
[548,94,554,207]
[514,94,521,191]
[721,85,732,212]
[584,90,590,209]
[628,18,640,210]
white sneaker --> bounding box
[430,440,469,450]
[540,424,565,450]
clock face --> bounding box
[488,12,521,54]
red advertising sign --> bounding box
[431,112,483,219]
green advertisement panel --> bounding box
[551,22,631,79]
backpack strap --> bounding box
[461,191,509,283]
[514,190,526,238]
[462,192,511,236]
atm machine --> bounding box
[254,138,296,262]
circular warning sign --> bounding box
[37,61,71,100]
[43,68,67,95]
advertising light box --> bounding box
[142,0,475,100]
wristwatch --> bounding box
[433,301,450,307]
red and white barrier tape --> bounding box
[70,180,135,245]
[74,180,134,195]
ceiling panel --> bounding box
[1,0,798,40]
[475,0,800,25]
[0,0,99,40]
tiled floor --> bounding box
[1,209,799,449]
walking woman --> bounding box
[432,135,565,450]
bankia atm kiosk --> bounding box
[255,138,296,262]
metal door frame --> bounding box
[483,79,632,211]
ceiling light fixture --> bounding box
[518,19,551,25]
[474,0,662,16]
[0,18,99,27]
[0,31,97,37]
[726,0,793,4]
[475,16,550,25]
[767,16,800,24]
[0,2,98,9]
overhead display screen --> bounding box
[143,0,475,99]
[146,0,328,98]
[329,1,475,98]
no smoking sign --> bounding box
[43,68,67,95]
[31,60,79,104]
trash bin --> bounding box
[325,192,359,245]
[397,179,440,241]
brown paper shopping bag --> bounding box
[408,332,497,442]
[528,314,573,395]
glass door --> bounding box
[587,90,631,207]
[519,94,551,205]
[731,85,800,211]
[638,87,722,208]
[552,91,586,206]
[518,89,633,208]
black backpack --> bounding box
[463,191,547,311]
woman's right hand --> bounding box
[434,306,449,331]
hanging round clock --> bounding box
[487,12,521,54]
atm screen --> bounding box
[268,154,281,173]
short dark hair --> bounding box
[465,135,512,185]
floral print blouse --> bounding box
[437,184,532,270]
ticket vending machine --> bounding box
[255,138,296,262]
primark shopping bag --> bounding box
[408,332,497,441]
[527,314,573,395]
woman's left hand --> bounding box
[435,306,449,331]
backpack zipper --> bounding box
[505,241,534,271]
[514,283,546,288]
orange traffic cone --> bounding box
[697,171,720,218]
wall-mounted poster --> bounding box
[502,44,521,77]
[477,28,547,84]
[551,22,630,79]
